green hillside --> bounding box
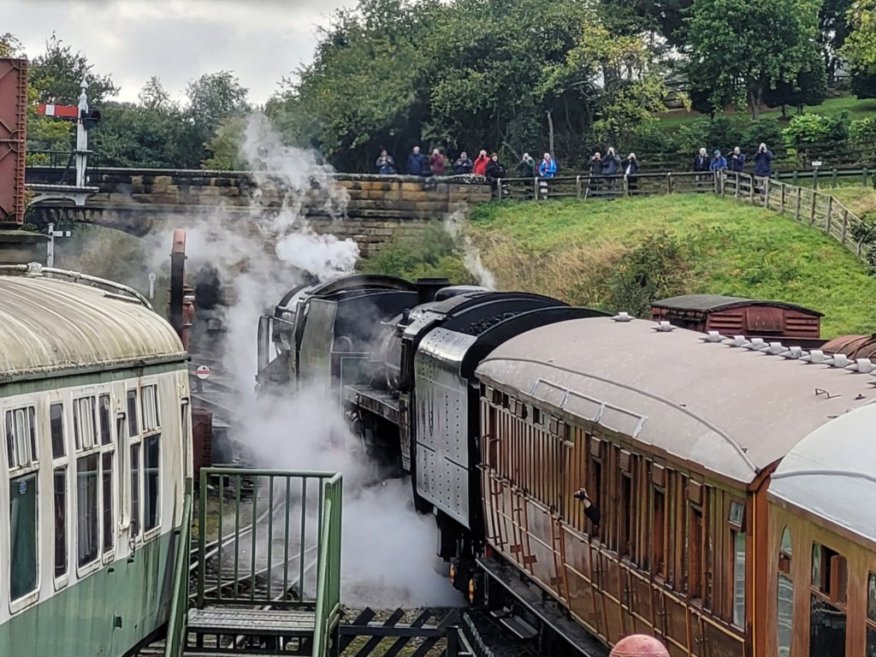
[465,195,876,337]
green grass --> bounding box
[467,194,876,337]
[657,95,876,130]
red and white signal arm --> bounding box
[36,103,80,119]
[195,365,211,380]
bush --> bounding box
[850,117,876,146]
[627,120,682,154]
[676,115,744,154]
[741,119,784,153]
[782,113,849,163]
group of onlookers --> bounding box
[376,146,562,179]
[693,144,774,177]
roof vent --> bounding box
[701,331,724,343]
[652,321,675,332]
[801,350,828,364]
[611,312,633,322]
[25,262,43,276]
[781,346,805,359]
[728,335,750,348]
[745,338,768,351]
[830,354,851,368]
[846,358,874,373]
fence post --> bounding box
[792,169,799,185]
[763,178,770,208]
[780,184,786,214]
[795,187,802,221]
[496,179,503,200]
[534,177,540,200]
[810,191,818,225]
[749,175,755,204]
[576,175,582,200]
[826,195,833,234]
[865,168,870,187]
[831,168,838,188]
[667,172,673,194]
[623,174,629,197]
[842,209,849,244]
[813,168,819,190]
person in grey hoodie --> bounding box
[602,147,622,193]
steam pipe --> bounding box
[169,229,186,346]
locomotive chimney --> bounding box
[415,277,450,304]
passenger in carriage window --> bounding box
[574,487,601,526]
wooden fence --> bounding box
[494,171,871,262]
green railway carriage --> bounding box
[0,265,192,657]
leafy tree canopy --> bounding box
[843,0,876,70]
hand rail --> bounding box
[312,473,343,657]
[164,479,193,657]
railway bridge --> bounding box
[25,167,493,256]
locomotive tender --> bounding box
[259,273,876,657]
[0,264,192,657]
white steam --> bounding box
[173,114,457,606]
[444,208,497,289]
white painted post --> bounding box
[75,81,89,189]
[46,223,55,267]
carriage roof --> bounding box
[0,269,186,382]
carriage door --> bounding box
[809,543,847,657]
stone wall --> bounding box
[27,168,493,256]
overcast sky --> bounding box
[5,0,359,105]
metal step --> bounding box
[188,607,316,638]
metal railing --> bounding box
[164,480,193,657]
[312,473,343,657]
[722,172,868,258]
[195,467,341,609]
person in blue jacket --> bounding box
[407,146,428,176]
[753,143,774,177]
[538,152,557,178]
[710,149,728,172]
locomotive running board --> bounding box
[476,556,608,657]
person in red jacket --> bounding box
[472,149,489,176]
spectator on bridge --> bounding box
[693,147,710,174]
[574,487,600,526]
[624,153,640,193]
[517,152,536,178]
[485,152,507,180]
[586,151,602,197]
[429,148,446,176]
[453,151,473,175]
[602,147,622,194]
[375,149,396,175]
[754,143,774,177]
[710,149,728,173]
[407,146,428,176]
[538,152,558,178]
[730,146,746,173]
[473,150,490,176]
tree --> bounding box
[764,52,828,116]
[0,32,23,57]
[185,71,250,166]
[818,0,854,84]
[29,34,118,104]
[843,0,876,70]
[138,76,172,112]
[686,0,821,119]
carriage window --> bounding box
[127,390,139,437]
[589,454,603,540]
[77,453,99,566]
[810,542,847,657]
[6,407,37,470]
[141,385,159,431]
[98,395,111,445]
[130,443,141,538]
[144,435,160,531]
[688,505,704,600]
[652,487,666,576]
[102,452,114,553]
[777,527,793,657]
[619,472,633,558]
[50,403,65,458]
[54,468,67,577]
[733,530,746,627]
[9,472,38,599]
[867,573,876,656]
[73,397,96,451]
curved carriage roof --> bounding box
[476,318,874,485]
[769,404,876,545]
[0,273,186,382]
[652,294,822,316]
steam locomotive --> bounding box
[257,274,876,657]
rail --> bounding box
[164,480,193,657]
[495,172,715,201]
[721,172,868,258]
[196,467,340,609]
[312,473,343,657]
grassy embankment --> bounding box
[364,193,876,337]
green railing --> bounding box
[196,468,340,609]
[312,473,343,657]
[164,479,193,657]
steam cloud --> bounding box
[444,208,497,290]
[172,114,458,606]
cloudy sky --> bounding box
[5,0,359,105]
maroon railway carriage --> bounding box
[473,317,873,657]
[651,295,822,346]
